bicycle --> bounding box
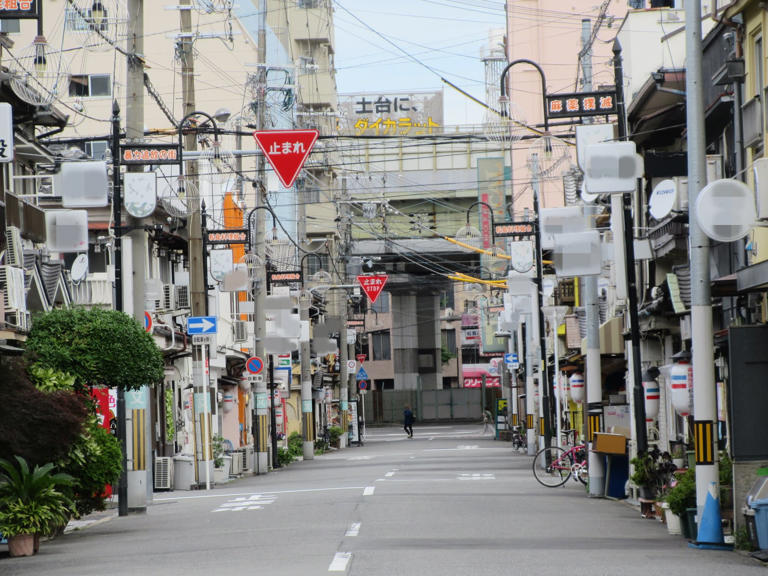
[532,442,588,487]
[510,426,525,451]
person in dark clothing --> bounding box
[403,404,414,438]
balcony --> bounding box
[288,1,334,45]
[70,272,112,307]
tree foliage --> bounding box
[0,359,88,466]
[26,308,164,391]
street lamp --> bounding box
[497,60,555,452]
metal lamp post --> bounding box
[498,59,554,451]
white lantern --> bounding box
[668,363,692,417]
[569,373,585,403]
[643,379,660,422]
[222,393,235,413]
[559,373,570,402]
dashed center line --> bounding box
[457,473,495,481]
[329,552,352,572]
[345,522,361,537]
[363,486,375,496]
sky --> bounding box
[332,0,507,128]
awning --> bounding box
[737,259,768,293]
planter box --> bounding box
[662,503,681,535]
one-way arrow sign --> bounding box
[187,316,218,335]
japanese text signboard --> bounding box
[0,1,38,18]
[339,91,443,137]
[252,129,319,189]
[206,229,249,246]
[120,144,180,165]
[546,90,617,119]
[357,274,388,305]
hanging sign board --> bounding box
[546,90,617,119]
[123,172,157,218]
[252,129,319,188]
[206,229,249,245]
[0,103,13,163]
[120,144,180,165]
[357,274,388,304]
[269,270,303,286]
[494,221,535,238]
[0,1,38,18]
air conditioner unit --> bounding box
[154,456,174,490]
[161,284,174,311]
[0,266,26,312]
[175,285,190,309]
[754,157,768,220]
[230,452,243,476]
[242,446,253,471]
[5,226,23,268]
[233,320,248,343]
[6,310,29,332]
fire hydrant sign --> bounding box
[357,274,388,304]
[252,129,319,189]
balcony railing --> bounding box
[71,272,113,307]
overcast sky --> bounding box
[332,0,506,128]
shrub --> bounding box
[328,426,343,448]
[288,432,303,458]
[277,447,295,467]
[665,467,696,517]
[61,419,122,516]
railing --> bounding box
[71,272,113,307]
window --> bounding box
[65,5,109,32]
[370,330,391,361]
[371,292,389,313]
[440,289,455,310]
[441,329,457,355]
[69,74,111,98]
[85,140,108,160]
[304,253,328,277]
[754,34,764,100]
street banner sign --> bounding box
[356,354,367,364]
[252,129,319,188]
[144,311,152,333]
[0,104,13,163]
[246,356,264,375]
[546,90,617,119]
[187,316,217,335]
[356,366,369,381]
[357,274,388,304]
[0,1,38,19]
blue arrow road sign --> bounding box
[356,366,369,381]
[188,316,217,335]
[504,353,514,365]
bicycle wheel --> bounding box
[532,446,572,487]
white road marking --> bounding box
[457,473,495,481]
[213,494,276,512]
[385,471,396,477]
[329,552,352,572]
[347,456,372,461]
[155,485,366,503]
[345,522,361,537]
[363,486,375,496]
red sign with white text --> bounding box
[357,274,388,304]
[252,129,319,188]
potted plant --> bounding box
[664,467,697,538]
[631,450,660,500]
[211,435,231,483]
[0,457,74,557]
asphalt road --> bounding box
[1,423,765,575]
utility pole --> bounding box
[252,0,270,474]
[685,0,719,522]
[299,287,314,459]
[179,0,212,486]
[580,18,605,497]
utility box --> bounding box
[593,432,627,455]
[173,455,195,491]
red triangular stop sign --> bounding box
[357,274,388,304]
[252,129,319,188]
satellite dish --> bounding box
[70,253,89,283]
[695,179,756,243]
[649,179,677,221]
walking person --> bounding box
[403,404,414,438]
[482,409,494,435]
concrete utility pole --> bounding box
[179,0,212,487]
[299,288,314,459]
[580,18,605,497]
[331,234,349,448]
[252,0,269,474]
[685,0,719,519]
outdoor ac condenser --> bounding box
[154,457,173,490]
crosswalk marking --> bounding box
[345,522,361,537]
[329,552,352,572]
[363,486,375,496]
[213,494,276,512]
[457,473,495,481]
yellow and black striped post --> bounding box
[588,413,601,443]
[694,420,715,465]
[131,409,146,471]
[256,414,269,453]
[539,417,546,437]
[526,413,535,432]
[511,413,518,427]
